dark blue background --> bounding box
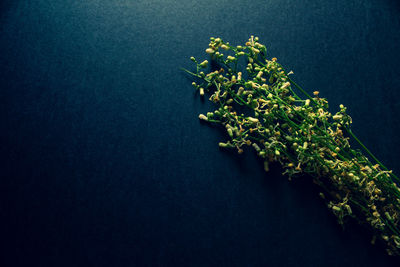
[1,0,400,266]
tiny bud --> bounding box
[190,56,196,62]
[303,142,308,150]
[198,114,208,121]
[227,55,235,61]
[248,117,259,123]
[305,99,310,106]
[199,88,204,96]
[385,212,392,221]
[252,143,261,152]
[332,206,341,212]
[199,60,208,68]
[275,150,280,156]
[332,114,343,120]
[313,91,319,96]
[227,128,233,137]
[281,82,290,90]
[205,48,215,54]
[221,44,229,50]
[219,142,231,148]
[335,147,340,152]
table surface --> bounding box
[1,0,400,266]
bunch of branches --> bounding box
[184,36,400,255]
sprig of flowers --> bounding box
[184,36,400,255]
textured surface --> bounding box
[1,0,400,266]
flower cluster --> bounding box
[185,36,400,255]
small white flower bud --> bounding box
[248,117,259,123]
[303,142,308,150]
[227,56,235,61]
[221,44,229,50]
[199,88,204,96]
[252,143,261,152]
[199,60,208,67]
[219,142,230,148]
[227,128,233,137]
[205,48,215,54]
[305,99,310,106]
[198,114,208,121]
[281,82,290,90]
[332,206,341,212]
[333,114,343,120]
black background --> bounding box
[1,0,400,266]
